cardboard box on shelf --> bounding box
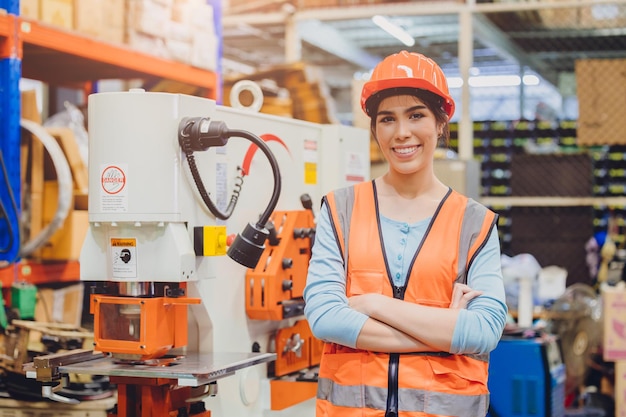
[99,25,126,45]
[34,282,84,328]
[105,0,125,28]
[75,0,123,41]
[602,284,626,362]
[538,4,579,29]
[190,30,218,71]
[260,96,293,118]
[178,1,214,29]
[22,282,89,371]
[126,0,173,38]
[40,0,74,30]
[20,0,40,20]
[99,0,125,44]
[576,58,626,145]
[38,209,89,261]
[73,0,104,38]
[37,181,88,261]
[579,4,626,30]
[45,127,88,195]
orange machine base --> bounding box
[108,376,211,417]
[270,379,317,410]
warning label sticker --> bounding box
[303,139,318,185]
[100,164,128,212]
[110,237,137,278]
[345,152,367,184]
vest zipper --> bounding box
[393,285,405,298]
[386,286,404,417]
[386,353,400,417]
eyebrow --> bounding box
[376,104,428,117]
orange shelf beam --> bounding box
[0,260,81,287]
[0,12,9,38]
[17,17,217,97]
[0,13,21,59]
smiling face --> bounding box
[373,94,445,177]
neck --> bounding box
[379,170,443,200]
[374,173,448,223]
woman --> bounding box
[303,50,508,417]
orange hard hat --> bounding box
[361,50,455,118]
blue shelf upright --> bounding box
[0,0,22,265]
[207,0,222,103]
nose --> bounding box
[394,119,412,140]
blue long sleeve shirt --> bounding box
[304,201,508,355]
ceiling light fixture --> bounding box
[372,15,415,47]
[447,74,541,88]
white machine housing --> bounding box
[80,89,370,416]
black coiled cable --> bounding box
[179,120,281,228]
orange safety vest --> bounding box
[317,181,498,417]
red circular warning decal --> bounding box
[101,165,126,195]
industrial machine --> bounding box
[488,335,566,417]
[24,89,370,416]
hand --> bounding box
[348,293,385,316]
[449,283,482,309]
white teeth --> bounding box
[394,146,417,154]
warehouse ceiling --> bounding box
[221,0,626,117]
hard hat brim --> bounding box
[361,78,455,119]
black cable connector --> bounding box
[178,117,229,152]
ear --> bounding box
[437,117,449,137]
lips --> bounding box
[392,145,419,154]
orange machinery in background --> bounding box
[24,90,370,417]
[245,206,324,410]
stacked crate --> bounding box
[20,0,219,71]
[125,0,219,71]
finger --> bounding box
[449,283,471,308]
[461,290,483,304]
[450,288,483,309]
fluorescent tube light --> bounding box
[447,74,541,88]
[372,15,415,47]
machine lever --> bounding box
[29,349,104,383]
[186,381,218,402]
[42,384,80,405]
[284,334,305,358]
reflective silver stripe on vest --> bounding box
[331,185,355,272]
[456,198,493,364]
[317,377,489,417]
[456,198,491,362]
[456,197,491,286]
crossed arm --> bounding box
[349,284,481,353]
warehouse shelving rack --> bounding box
[0,0,221,284]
